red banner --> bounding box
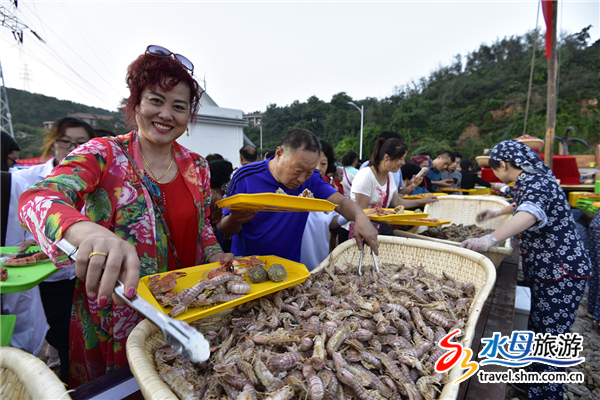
[541,0,553,59]
[17,156,48,168]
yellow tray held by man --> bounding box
[137,256,310,323]
[216,193,336,212]
[363,209,429,222]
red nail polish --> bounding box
[87,292,96,299]
[98,296,108,308]
[127,287,136,298]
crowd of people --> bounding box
[0,45,598,400]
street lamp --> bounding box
[348,101,364,159]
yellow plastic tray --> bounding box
[402,193,448,199]
[364,209,429,222]
[389,218,452,226]
[568,191,600,207]
[216,193,336,212]
[137,256,310,323]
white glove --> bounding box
[476,208,501,223]
[461,234,499,252]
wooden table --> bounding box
[69,244,522,400]
[456,238,520,400]
[561,183,595,192]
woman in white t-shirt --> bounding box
[300,140,346,270]
[345,138,437,236]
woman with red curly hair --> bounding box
[19,46,234,387]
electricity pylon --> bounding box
[1,2,45,137]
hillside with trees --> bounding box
[245,27,599,162]
[6,88,125,158]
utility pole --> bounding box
[543,0,558,169]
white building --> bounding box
[176,92,250,168]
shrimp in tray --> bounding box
[2,251,49,266]
[206,255,265,279]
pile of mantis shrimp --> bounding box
[153,261,476,400]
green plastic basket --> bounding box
[1,314,16,346]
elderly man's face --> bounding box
[272,147,319,190]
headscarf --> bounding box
[1,131,21,172]
[489,140,554,178]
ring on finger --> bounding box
[88,251,108,260]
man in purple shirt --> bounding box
[221,128,378,262]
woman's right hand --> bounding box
[64,221,140,307]
[422,195,439,204]
[409,176,423,187]
[476,208,501,223]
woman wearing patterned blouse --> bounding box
[19,46,234,387]
[462,140,592,400]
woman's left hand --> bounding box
[208,252,235,265]
[461,235,498,252]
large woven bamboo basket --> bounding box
[128,237,496,400]
[0,346,70,399]
[127,310,233,400]
[395,195,512,267]
[316,236,496,400]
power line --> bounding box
[18,3,123,99]
[1,37,113,106]
[55,3,121,72]
[6,2,122,107]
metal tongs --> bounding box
[56,239,210,363]
[358,241,379,276]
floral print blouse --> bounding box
[19,130,222,275]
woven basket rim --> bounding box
[394,229,512,254]
[314,236,497,400]
[0,346,70,399]
[127,319,179,400]
[424,194,510,208]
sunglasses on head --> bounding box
[146,45,194,73]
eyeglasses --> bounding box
[146,45,194,73]
[55,139,87,149]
